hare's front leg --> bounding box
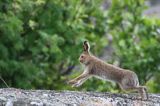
[68,72,90,87]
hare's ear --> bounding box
[83,41,90,52]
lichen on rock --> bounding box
[0,88,159,106]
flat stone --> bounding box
[0,88,159,106]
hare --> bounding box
[68,41,148,100]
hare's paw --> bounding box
[72,82,81,88]
[67,80,76,85]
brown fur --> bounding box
[68,41,148,100]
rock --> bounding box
[0,88,159,106]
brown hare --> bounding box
[68,41,148,100]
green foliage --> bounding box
[0,0,107,89]
[106,0,160,92]
[0,0,160,93]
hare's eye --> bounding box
[81,56,84,58]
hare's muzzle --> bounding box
[79,59,83,63]
[79,57,83,63]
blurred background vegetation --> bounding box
[0,0,160,93]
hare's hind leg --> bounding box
[121,85,148,100]
[135,86,148,100]
[119,79,148,100]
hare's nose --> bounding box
[79,59,83,62]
